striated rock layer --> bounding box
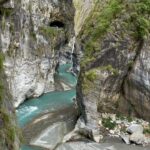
[0,0,75,107]
[123,39,150,121]
[0,54,20,149]
[76,0,150,139]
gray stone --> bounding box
[123,39,150,121]
[127,124,143,134]
[130,132,146,145]
[30,122,67,149]
[1,0,75,107]
[56,142,150,150]
[120,134,130,145]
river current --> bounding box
[16,64,77,150]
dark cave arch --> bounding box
[49,20,65,28]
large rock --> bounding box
[130,132,146,145]
[22,104,78,148]
[127,124,143,134]
[30,122,69,149]
[120,134,130,145]
[56,142,150,150]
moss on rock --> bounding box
[0,52,21,150]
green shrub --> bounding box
[39,26,59,38]
[102,117,117,130]
[85,70,97,81]
[0,8,12,17]
[100,65,119,76]
[7,127,16,141]
[0,53,4,70]
[129,0,150,39]
[127,117,133,122]
[144,125,150,134]
[80,0,123,65]
[80,57,95,68]
[0,53,4,102]
[116,113,125,120]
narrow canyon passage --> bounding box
[0,0,150,150]
[17,63,78,150]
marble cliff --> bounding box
[0,0,150,149]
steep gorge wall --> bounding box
[0,0,75,107]
[0,54,20,149]
[76,0,150,132]
[0,0,150,149]
[123,38,150,121]
[73,0,94,36]
[0,0,75,149]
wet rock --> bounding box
[22,104,78,144]
[30,122,68,149]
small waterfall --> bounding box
[71,37,76,65]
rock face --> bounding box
[27,105,78,149]
[123,39,150,120]
[0,0,150,149]
[0,54,20,149]
[56,142,150,150]
[73,0,94,36]
[121,124,149,145]
[77,0,150,141]
[76,0,138,136]
[0,0,75,107]
[76,0,150,139]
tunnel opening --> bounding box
[49,20,65,28]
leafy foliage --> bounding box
[144,125,150,134]
[129,0,150,39]
[102,117,117,130]
[80,0,123,66]
[85,70,97,81]
[0,53,21,149]
[0,53,4,102]
[39,26,60,38]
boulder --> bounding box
[127,124,143,134]
[130,132,146,145]
[120,134,130,145]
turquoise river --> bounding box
[16,64,77,150]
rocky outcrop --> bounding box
[73,0,94,36]
[56,141,150,150]
[0,53,20,149]
[0,0,75,107]
[76,0,150,141]
[25,105,78,149]
[123,38,150,120]
[77,0,138,135]
[121,124,150,145]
